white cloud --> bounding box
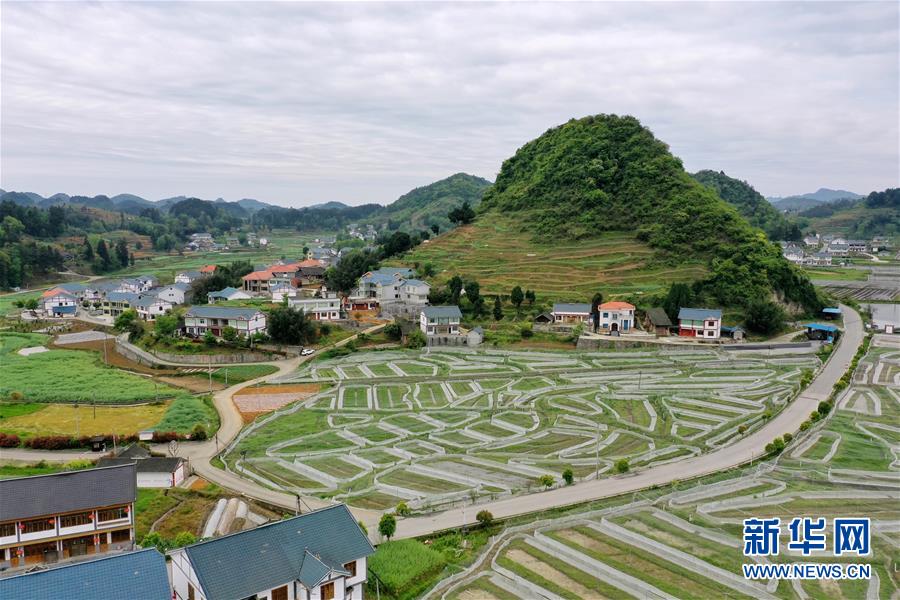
[1,1,897,206]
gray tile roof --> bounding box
[185,306,262,320]
[0,464,136,522]
[399,279,429,288]
[97,457,184,474]
[678,307,723,321]
[645,307,673,327]
[106,291,139,303]
[422,305,462,319]
[179,270,203,279]
[182,504,373,598]
[207,286,240,298]
[0,549,170,600]
[552,303,591,314]
[132,294,170,309]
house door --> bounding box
[271,585,288,600]
[611,323,618,332]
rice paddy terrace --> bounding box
[434,334,900,600]
[223,346,820,513]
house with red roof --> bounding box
[598,301,635,333]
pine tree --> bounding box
[493,296,503,320]
[96,239,111,271]
[82,237,94,261]
[115,239,129,267]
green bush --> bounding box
[562,468,574,485]
[476,510,494,528]
[379,513,396,540]
[538,474,555,488]
[615,458,630,474]
[395,501,411,517]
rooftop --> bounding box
[600,301,635,310]
[180,504,373,598]
[0,549,169,600]
[422,305,462,319]
[0,464,136,522]
[97,456,184,474]
[185,306,262,320]
[645,306,672,327]
[552,302,591,314]
[678,307,723,321]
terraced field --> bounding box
[396,216,707,300]
[435,334,900,600]
[224,345,819,512]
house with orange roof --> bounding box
[598,301,635,333]
[41,287,78,317]
[199,264,217,274]
[241,269,274,294]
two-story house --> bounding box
[175,270,203,284]
[354,268,414,303]
[0,548,170,600]
[170,504,373,600]
[677,307,723,339]
[153,282,192,305]
[0,464,137,571]
[132,295,174,321]
[41,288,78,317]
[183,306,267,338]
[398,279,431,305]
[420,305,462,336]
[103,292,139,317]
[242,269,275,294]
[598,301,635,333]
[289,295,342,321]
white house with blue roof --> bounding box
[551,302,591,325]
[169,504,373,600]
[184,306,267,338]
[353,267,415,303]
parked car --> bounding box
[301,348,315,356]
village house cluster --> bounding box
[781,235,895,266]
[0,467,373,600]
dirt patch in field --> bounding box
[157,376,226,393]
[458,589,500,600]
[506,548,599,599]
[232,383,321,420]
[51,339,179,375]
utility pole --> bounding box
[595,422,601,477]
[92,393,96,420]
[103,334,108,365]
[224,368,228,387]
[208,355,213,394]
[74,402,80,438]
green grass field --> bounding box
[210,364,278,384]
[0,290,42,316]
[0,333,185,403]
[398,216,707,301]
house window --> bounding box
[706,320,715,327]
[344,560,357,578]
[110,528,131,543]
[60,512,93,528]
[97,507,128,522]
[321,581,335,600]
[188,583,196,600]
[22,518,55,534]
[271,586,288,600]
[0,522,16,537]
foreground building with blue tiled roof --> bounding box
[169,504,373,600]
[0,548,169,600]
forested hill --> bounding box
[691,170,801,241]
[367,173,492,231]
[794,188,899,238]
[475,114,821,313]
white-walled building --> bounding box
[551,303,591,325]
[169,505,373,600]
[98,446,187,489]
[598,301,635,333]
[207,287,252,303]
[678,307,722,339]
[41,288,78,317]
[183,306,267,338]
[132,295,174,322]
[289,295,342,321]
[398,279,431,304]
[153,283,191,305]
[420,305,462,336]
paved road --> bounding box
[392,304,863,539]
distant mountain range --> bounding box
[767,188,863,212]
[0,189,282,216]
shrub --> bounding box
[765,442,775,454]
[190,424,208,441]
[222,327,238,343]
[737,424,748,435]
[562,468,574,485]
[520,326,534,339]
[8,391,24,402]
[810,410,822,422]
[772,437,785,453]
[173,531,196,547]
[384,322,402,341]
[799,421,810,431]
[817,401,833,416]
[379,514,397,540]
[0,433,21,448]
[615,459,630,474]
[395,501,411,517]
[357,520,368,535]
[140,532,170,553]
[152,431,181,443]
[783,432,793,443]
[405,329,426,349]
[476,510,494,528]
[25,436,78,450]
[538,474,555,488]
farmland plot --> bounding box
[434,334,900,600]
[227,346,818,511]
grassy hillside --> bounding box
[403,216,706,300]
[407,114,821,312]
[691,170,801,241]
[368,173,491,231]
[795,189,899,239]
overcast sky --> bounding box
[2,2,898,207]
